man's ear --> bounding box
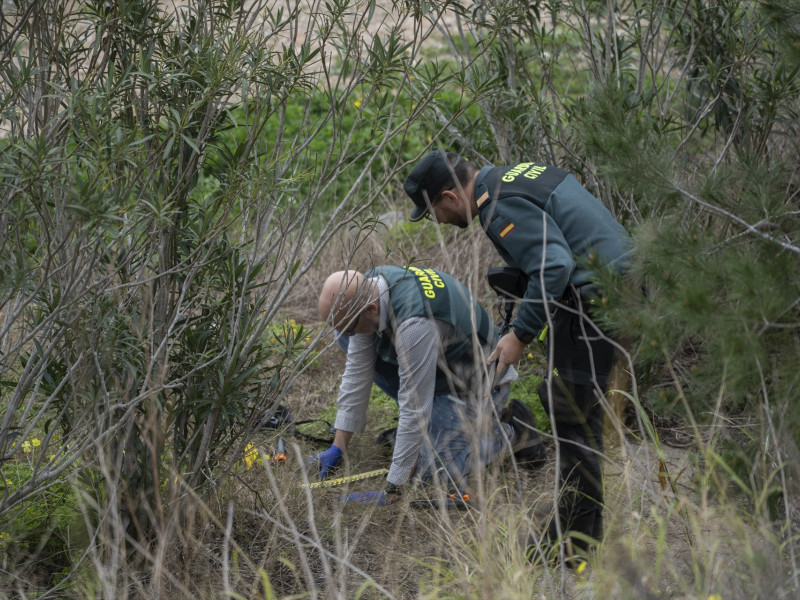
[435,188,453,210]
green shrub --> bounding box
[0,443,81,585]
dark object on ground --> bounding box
[502,398,546,467]
[260,404,336,446]
[375,427,397,450]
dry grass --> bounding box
[2,217,796,600]
[214,424,792,599]
[167,221,798,600]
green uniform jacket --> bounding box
[474,163,632,341]
[366,266,498,395]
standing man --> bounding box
[404,150,632,554]
[309,266,541,504]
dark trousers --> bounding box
[539,286,617,550]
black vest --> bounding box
[367,266,498,395]
[475,163,569,211]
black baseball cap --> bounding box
[404,149,458,222]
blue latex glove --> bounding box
[306,444,343,480]
[338,490,390,505]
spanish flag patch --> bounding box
[499,222,515,238]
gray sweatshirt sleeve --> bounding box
[387,317,440,485]
[333,333,378,434]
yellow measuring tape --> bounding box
[302,468,389,489]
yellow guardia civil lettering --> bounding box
[523,165,547,179]
[502,162,534,182]
[408,266,446,298]
[501,163,547,183]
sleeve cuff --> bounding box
[334,412,367,433]
[387,462,414,485]
[513,327,536,344]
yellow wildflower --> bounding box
[21,441,32,453]
[354,97,362,108]
[242,442,260,470]
[527,352,533,359]
[32,438,41,448]
[708,595,722,600]
[575,560,587,575]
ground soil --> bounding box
[235,324,716,599]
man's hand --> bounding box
[487,332,526,374]
[306,444,343,480]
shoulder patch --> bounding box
[499,222,515,238]
[476,191,490,207]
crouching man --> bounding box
[309,266,542,504]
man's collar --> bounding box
[473,166,495,212]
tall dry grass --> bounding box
[2,0,798,597]
[14,220,788,600]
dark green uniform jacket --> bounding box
[366,266,498,395]
[474,163,632,341]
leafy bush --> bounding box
[0,440,81,584]
[0,0,481,592]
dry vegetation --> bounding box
[184,225,794,600]
[2,0,798,597]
